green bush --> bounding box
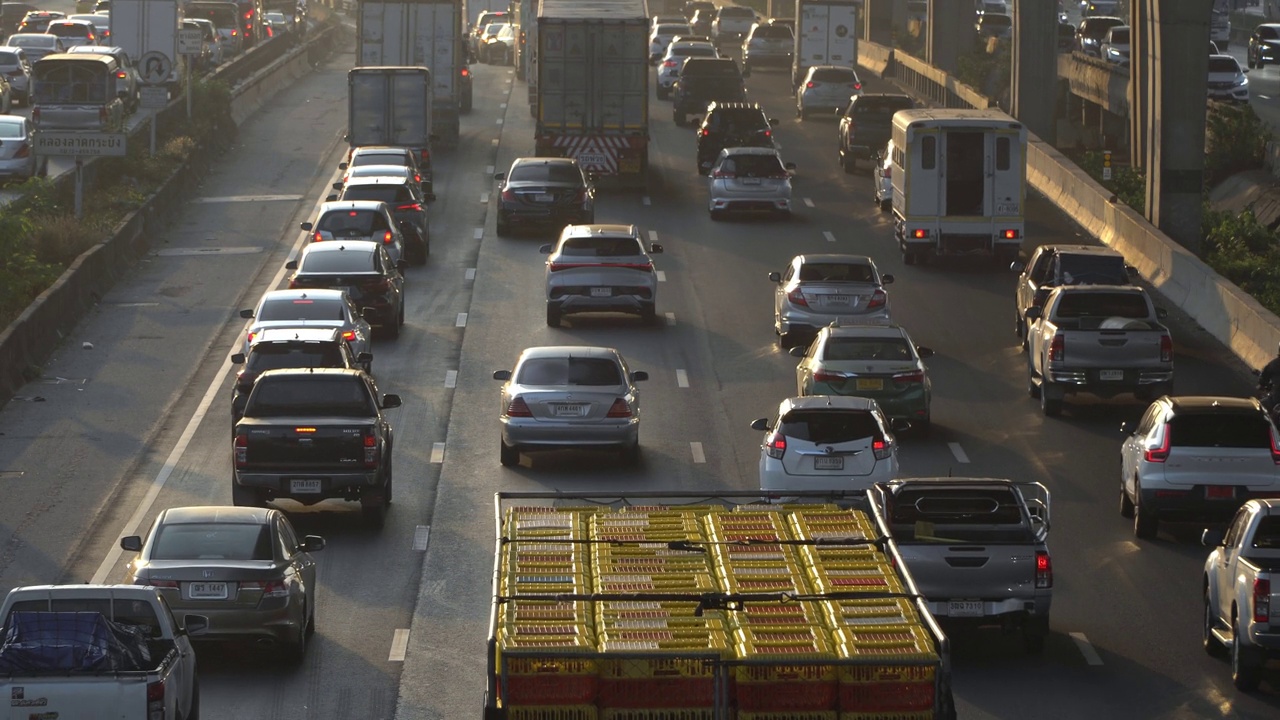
[1074,151,1147,215]
[1202,208,1280,315]
[1204,101,1272,186]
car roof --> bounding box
[343,175,412,187]
[255,367,367,380]
[48,19,95,28]
[721,147,781,157]
[561,223,639,238]
[796,253,875,266]
[67,45,124,55]
[823,322,908,339]
[260,288,348,304]
[512,156,578,167]
[352,146,410,156]
[159,505,273,525]
[318,200,390,212]
[1049,284,1143,294]
[1164,396,1264,414]
[779,395,878,413]
[518,346,620,361]
[1040,244,1124,257]
[300,240,379,256]
[252,327,344,344]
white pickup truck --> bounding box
[1202,498,1280,691]
[0,584,205,719]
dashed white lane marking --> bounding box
[648,230,658,243]
[500,102,508,108]
[465,268,476,281]
[413,525,431,551]
[656,270,666,282]
[496,118,504,125]
[473,227,484,240]
[948,443,970,463]
[430,442,446,464]
[823,231,837,242]
[389,629,411,662]
[803,198,815,208]
[480,192,489,204]
[676,369,689,388]
[456,313,468,327]
[491,138,499,147]
[156,247,263,256]
[665,312,676,326]
[1261,94,1273,100]
[191,194,304,203]
[444,370,458,388]
[690,442,706,463]
[1070,632,1104,666]
[643,196,651,205]
[485,165,495,174]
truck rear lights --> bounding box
[364,433,378,467]
[1159,335,1173,363]
[147,679,164,717]
[911,229,928,239]
[764,433,786,459]
[505,397,533,417]
[420,148,430,163]
[606,399,632,418]
[116,70,127,79]
[1144,425,1171,462]
[1254,578,1271,623]
[786,289,808,307]
[1048,334,1064,362]
[872,438,893,460]
[1002,229,1019,239]
[866,289,887,310]
[1035,551,1053,588]
[234,434,247,466]
[342,330,357,342]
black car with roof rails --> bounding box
[671,56,745,126]
[695,101,777,175]
[230,327,373,427]
[837,93,916,172]
[330,175,430,264]
[286,240,407,338]
[493,157,596,237]
[342,145,433,199]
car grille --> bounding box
[550,286,652,299]
[1209,81,1235,89]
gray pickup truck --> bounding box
[1202,498,1280,691]
[1025,285,1174,416]
[872,477,1053,653]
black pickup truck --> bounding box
[232,368,401,527]
[837,93,916,172]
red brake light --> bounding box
[234,433,248,466]
[116,70,126,78]
[397,203,422,212]
[1270,429,1280,465]
[287,278,298,289]
[149,580,179,588]
[912,229,927,239]
[806,81,815,88]
[420,148,430,163]
[1035,551,1053,588]
[364,432,378,467]
[1144,423,1170,463]
[313,231,323,242]
[245,10,253,18]
[232,29,238,36]
[663,60,678,67]
[1253,578,1271,623]
[712,169,735,179]
[763,129,772,138]
[699,128,709,136]
[242,578,289,597]
[460,67,470,77]
[13,143,29,159]
[813,369,849,383]
[606,398,632,418]
[892,370,924,385]
[872,438,893,460]
[506,397,533,417]
[866,289,886,310]
[853,83,862,90]
[1003,229,1019,239]
[246,331,257,344]
[1048,334,1064,362]
[342,330,356,342]
[501,189,517,202]
[764,432,786,459]
[147,680,165,703]
[1159,335,1173,363]
[787,289,808,307]
[383,230,393,244]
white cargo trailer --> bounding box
[792,0,860,89]
[111,0,182,91]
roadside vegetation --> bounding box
[0,79,235,329]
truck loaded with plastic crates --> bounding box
[534,0,650,189]
[481,490,957,720]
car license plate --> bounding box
[947,600,984,617]
[742,178,762,185]
[1099,369,1125,381]
[814,456,844,470]
[1206,485,1235,499]
[856,378,884,391]
[290,479,323,494]
[534,193,554,203]
[995,202,1020,215]
[825,295,852,306]
[553,403,589,417]
[188,582,228,600]
[590,287,612,298]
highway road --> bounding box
[0,19,1278,720]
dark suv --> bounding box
[330,175,430,264]
[230,327,372,427]
[695,102,778,175]
[672,57,746,126]
[837,93,915,172]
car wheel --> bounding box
[841,152,855,175]
[619,439,640,465]
[361,498,387,528]
[1248,54,1257,69]
[1026,355,1041,399]
[1040,383,1062,416]
[1232,612,1263,690]
[879,198,891,212]
[778,331,795,350]
[1014,311,1024,339]
[546,303,561,327]
[797,106,807,120]
[1119,484,1135,518]
[1204,590,1227,658]
[640,302,657,325]
[709,208,724,221]
[398,301,405,327]
[915,416,932,439]
[496,217,511,237]
[500,437,520,467]
[1023,617,1048,655]
[902,248,917,266]
[188,678,201,720]
[284,605,308,663]
[1132,481,1157,539]
[231,480,261,507]
[656,86,669,100]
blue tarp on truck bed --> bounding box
[0,611,151,673]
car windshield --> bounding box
[822,337,913,362]
[247,344,345,373]
[516,357,623,386]
[1252,517,1280,549]
[299,249,378,273]
[509,163,582,183]
[1209,56,1240,73]
[317,210,390,236]
[855,97,913,115]
[258,296,346,321]
[342,185,415,204]
[1170,413,1271,449]
[778,410,880,444]
[47,23,89,37]
[1052,292,1148,318]
[559,236,642,257]
[12,36,55,48]
[0,52,19,65]
[1056,255,1128,284]
[151,523,272,561]
[672,44,715,57]
[753,25,792,38]
[1261,27,1280,40]
[349,165,410,179]
[248,377,375,416]
[0,120,24,139]
[798,262,875,282]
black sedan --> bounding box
[493,157,596,237]
[285,241,407,338]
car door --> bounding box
[1214,506,1249,620]
[277,516,316,603]
[1122,403,1159,491]
[344,296,373,355]
[774,258,798,320]
[795,334,820,393]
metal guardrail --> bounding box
[891,50,992,110]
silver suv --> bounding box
[741,21,793,75]
[540,224,664,327]
[770,254,895,348]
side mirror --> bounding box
[381,393,402,409]
[750,417,770,431]
[538,244,553,254]
[1125,264,1139,278]
[788,346,806,357]
[916,346,934,359]
[300,222,313,231]
[1024,307,1044,321]
[285,260,298,270]
[631,371,649,382]
[356,352,373,364]
[494,172,506,182]
[890,418,913,433]
[332,182,343,190]
[230,353,246,364]
[396,260,409,271]
[325,194,338,202]
[361,307,377,321]
[784,162,797,171]
[768,271,781,282]
[881,273,894,284]
[338,162,349,170]
[1201,528,1224,547]
[1156,307,1168,319]
[1009,260,1026,273]
[239,309,255,319]
[119,536,143,552]
[493,370,512,380]
[649,242,664,254]
[182,614,210,637]
[300,535,326,552]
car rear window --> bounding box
[0,120,24,139]
[317,210,390,236]
[888,488,1034,542]
[560,237,643,257]
[47,23,89,37]
[657,24,690,35]
[1052,292,1148,318]
[980,15,1011,28]
[247,343,345,373]
[778,410,880,444]
[341,185,415,204]
[753,25,792,38]
[672,44,716,57]
[812,68,858,83]
[1209,56,1241,73]
[509,163,582,183]
[1170,413,1271,449]
[0,52,20,65]
[517,357,622,386]
[352,152,408,167]
[1252,517,1280,548]
[299,248,379,273]
[822,337,913,362]
[349,165,411,180]
[186,7,238,28]
[151,523,272,561]
[259,296,346,321]
[248,376,375,416]
[1056,254,1129,284]
[855,97,914,115]
[683,58,739,76]
[1109,28,1130,43]
[720,7,753,17]
[797,263,875,282]
[719,153,785,177]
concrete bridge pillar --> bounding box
[1129,0,1149,169]
[863,0,893,46]
[1012,0,1058,143]
[927,0,973,74]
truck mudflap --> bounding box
[535,133,649,189]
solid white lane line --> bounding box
[480,192,489,204]
[676,369,689,388]
[823,231,837,242]
[948,443,970,464]
[191,194,304,203]
[485,165,495,174]
[413,525,431,551]
[465,268,476,281]
[473,227,484,240]
[690,442,706,463]
[430,442,445,464]
[803,198,815,207]
[643,196,651,205]
[665,312,676,325]
[444,370,458,388]
[648,230,658,243]
[1070,632,1104,666]
[456,313,468,327]
[389,629,411,662]
[656,270,666,282]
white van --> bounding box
[890,108,1027,266]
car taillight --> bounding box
[699,128,709,136]
[606,398,632,418]
[242,579,289,598]
[342,330,356,342]
[287,278,298,289]
[245,9,253,18]
[574,189,589,204]
[911,228,928,239]
[1159,335,1173,363]
[763,129,772,138]
[813,369,850,383]
[712,169,735,178]
[787,289,808,307]
[116,70,126,78]
[420,148,430,163]
[506,396,533,417]
[147,680,164,717]
[148,580,179,588]
[764,432,786,459]
[501,189,517,202]
[13,142,29,159]
[397,203,422,212]
[460,67,470,78]
[364,432,378,467]
[866,289,886,309]
[1002,229,1020,239]
[1270,429,1280,465]
[99,106,108,122]
[234,433,248,466]
[872,438,893,460]
[1144,423,1170,463]
[851,83,862,90]
[312,231,323,243]
[246,330,257,344]
[1254,578,1271,623]
[1048,334,1064,362]
[805,81,815,88]
[663,60,678,67]
[382,230,393,244]
[1035,551,1053,589]
[232,29,238,36]
[893,370,924,385]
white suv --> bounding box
[540,224,664,327]
[711,6,756,47]
[752,396,903,499]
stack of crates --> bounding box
[591,510,729,715]
[705,510,810,595]
[499,507,600,716]
[790,510,904,599]
[834,623,938,719]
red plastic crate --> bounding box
[504,674,598,706]
[839,681,935,713]
[597,677,716,707]
[735,676,838,712]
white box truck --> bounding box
[111,0,182,91]
[793,0,860,89]
[348,66,436,196]
[890,108,1027,266]
[357,0,470,145]
[516,0,538,95]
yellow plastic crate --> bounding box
[506,706,598,720]
[501,601,593,626]
[808,571,904,596]
[595,574,718,593]
[835,625,938,662]
[594,601,703,617]
[727,603,823,630]
[800,545,883,567]
[721,574,810,594]
[822,599,921,629]
[596,616,725,632]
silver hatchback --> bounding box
[770,254,895,348]
[796,64,861,119]
[707,146,794,220]
[493,346,649,466]
[541,224,663,327]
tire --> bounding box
[709,209,725,221]
[879,198,891,212]
[778,331,795,350]
[284,606,308,663]
[1040,381,1062,416]
[914,417,932,439]
[500,437,519,467]
[619,439,640,465]
[673,110,684,126]
[383,453,393,505]
[188,679,200,720]
[1014,311,1024,339]
[1248,54,1257,69]
[1232,614,1263,691]
[362,499,386,528]
[546,303,561,327]
[841,152,854,175]
[656,86,669,100]
[1133,481,1158,539]
[1027,355,1041,399]
[1119,485,1135,518]
[231,480,260,507]
[462,91,473,113]
[398,302,405,327]
[797,107,808,121]
[902,249,917,266]
[640,302,656,325]
[1204,590,1227,658]
[496,218,511,237]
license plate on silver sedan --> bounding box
[290,479,323,494]
[553,403,589,417]
[1099,369,1124,381]
[814,456,844,470]
[825,295,852,306]
[947,600,984,617]
[188,582,228,600]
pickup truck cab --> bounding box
[232,367,401,527]
[1025,285,1174,416]
[230,327,374,428]
[837,93,915,172]
[1202,498,1280,690]
[1010,244,1137,343]
[0,584,206,719]
[872,478,1053,653]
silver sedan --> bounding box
[0,114,40,180]
[770,254,895,348]
[707,146,794,220]
[493,346,648,466]
[541,224,663,326]
[796,64,861,119]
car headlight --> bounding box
[1236,75,1249,87]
